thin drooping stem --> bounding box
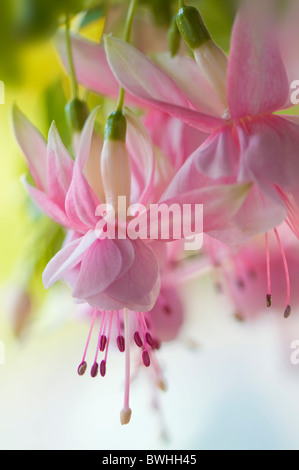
[116,0,138,112]
[274,228,291,312]
[65,14,79,99]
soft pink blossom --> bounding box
[104,1,299,244]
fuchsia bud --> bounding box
[65,98,89,132]
[101,111,131,212]
[177,5,229,110]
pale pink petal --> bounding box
[144,110,207,171]
[47,122,74,207]
[12,105,48,191]
[279,0,299,107]
[73,238,135,302]
[145,286,184,342]
[65,108,100,229]
[72,238,122,299]
[153,53,225,117]
[80,290,125,311]
[22,176,72,228]
[43,230,97,288]
[160,152,215,200]
[55,32,143,107]
[112,238,135,280]
[227,1,289,118]
[133,182,251,240]
[104,35,223,132]
[237,115,299,191]
[193,125,239,179]
[279,115,299,126]
[151,103,222,133]
[104,35,191,106]
[125,108,155,206]
[105,239,160,310]
[83,131,105,203]
[210,184,287,244]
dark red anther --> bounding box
[77,361,87,376]
[99,335,107,352]
[142,350,151,367]
[117,335,125,352]
[145,332,155,348]
[284,305,291,319]
[91,362,99,378]
[100,360,106,377]
[134,331,143,348]
[266,294,272,308]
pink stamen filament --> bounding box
[117,310,121,337]
[93,310,106,366]
[274,228,291,310]
[101,311,114,376]
[139,313,151,367]
[134,312,143,347]
[123,308,131,411]
[78,308,97,373]
[265,232,272,306]
[116,310,125,352]
[99,310,108,351]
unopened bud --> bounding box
[104,110,127,142]
[176,6,211,50]
[65,98,89,132]
[177,5,228,110]
[101,112,131,212]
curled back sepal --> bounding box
[129,182,252,241]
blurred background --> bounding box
[1,0,299,450]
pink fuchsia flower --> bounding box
[41,105,248,311]
[204,226,299,321]
[14,102,248,423]
[103,1,299,245]
[13,104,249,312]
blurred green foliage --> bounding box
[0,0,238,82]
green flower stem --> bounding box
[65,14,79,99]
[116,0,138,112]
